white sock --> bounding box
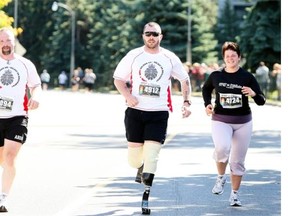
[0,167,3,194]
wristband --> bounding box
[184,100,191,105]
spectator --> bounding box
[255,61,270,95]
[71,69,80,92]
[191,62,205,92]
[83,68,96,92]
[271,63,281,100]
[40,69,50,90]
[58,71,68,90]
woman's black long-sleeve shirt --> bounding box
[202,68,266,116]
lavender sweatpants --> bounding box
[211,120,253,176]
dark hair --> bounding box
[143,22,162,34]
[222,42,241,57]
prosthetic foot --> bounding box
[135,165,144,183]
[141,173,154,215]
[141,186,151,215]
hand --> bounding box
[205,104,214,116]
[126,95,139,107]
[241,86,256,97]
[182,105,191,118]
[28,99,39,110]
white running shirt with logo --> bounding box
[0,54,41,118]
[113,46,188,112]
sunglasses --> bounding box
[144,32,160,37]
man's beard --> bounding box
[145,40,159,49]
[2,46,12,55]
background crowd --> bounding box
[180,61,281,101]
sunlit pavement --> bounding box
[5,90,281,216]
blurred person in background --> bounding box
[271,63,281,100]
[40,69,50,90]
[83,68,96,92]
[71,69,80,92]
[58,70,68,90]
[255,61,270,96]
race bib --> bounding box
[139,83,161,97]
[0,96,14,111]
[219,93,242,109]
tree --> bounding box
[190,0,218,65]
[86,0,219,88]
[239,0,280,71]
[0,0,13,28]
[6,0,268,91]
[5,0,56,71]
[86,0,140,89]
[215,0,240,60]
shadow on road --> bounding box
[72,129,280,215]
[49,130,280,151]
[76,169,280,216]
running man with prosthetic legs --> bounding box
[113,22,191,214]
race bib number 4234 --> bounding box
[139,83,161,97]
[0,96,14,111]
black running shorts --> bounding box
[0,116,28,146]
[124,108,169,144]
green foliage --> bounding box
[5,0,59,71]
[239,0,281,71]
[190,0,218,65]
[216,0,241,59]
[2,0,280,90]
[0,0,13,28]
[0,0,11,9]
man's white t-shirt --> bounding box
[113,46,188,111]
[0,54,41,118]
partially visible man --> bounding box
[113,22,191,214]
[0,27,42,212]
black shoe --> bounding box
[0,205,8,213]
[135,165,144,183]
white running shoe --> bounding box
[0,194,7,205]
[229,191,242,206]
[0,193,7,212]
[212,175,226,195]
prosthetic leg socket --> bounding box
[143,142,161,174]
[128,146,143,169]
[135,164,144,183]
[142,173,154,186]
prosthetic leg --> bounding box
[141,173,154,215]
[127,146,143,183]
[140,142,161,214]
[135,164,143,183]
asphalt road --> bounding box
[3,90,281,216]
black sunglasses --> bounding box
[144,32,160,37]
